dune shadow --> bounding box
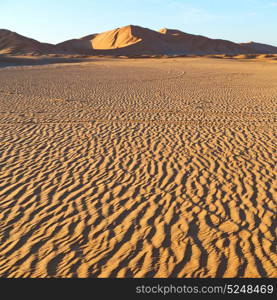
[0,55,97,68]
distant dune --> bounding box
[57,25,171,55]
[240,41,277,54]
[0,29,63,55]
[1,25,277,56]
[158,27,251,55]
[57,25,257,56]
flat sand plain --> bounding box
[0,57,276,278]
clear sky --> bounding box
[1,0,277,46]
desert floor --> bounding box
[0,57,276,278]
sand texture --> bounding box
[0,58,276,278]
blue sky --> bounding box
[1,0,277,45]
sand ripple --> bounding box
[0,58,276,277]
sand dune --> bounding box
[0,57,276,278]
[57,25,257,56]
[0,29,62,55]
[158,27,251,55]
[240,41,277,54]
[91,26,142,49]
[2,26,277,57]
[58,25,171,55]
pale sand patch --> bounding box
[0,58,276,278]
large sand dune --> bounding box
[240,41,277,54]
[0,58,276,278]
[0,29,61,55]
[57,25,258,56]
[2,25,277,57]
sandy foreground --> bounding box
[0,57,276,278]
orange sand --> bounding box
[0,57,276,278]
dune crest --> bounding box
[91,25,142,49]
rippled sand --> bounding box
[0,57,276,278]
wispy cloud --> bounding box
[269,1,277,6]
[161,1,221,24]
